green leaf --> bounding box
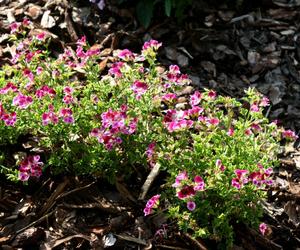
[136,0,154,28]
[165,0,172,17]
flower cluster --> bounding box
[232,164,273,189]
[0,102,17,126]
[165,65,191,87]
[145,142,157,167]
[18,155,43,181]
[91,105,138,150]
[144,194,160,216]
[172,171,205,211]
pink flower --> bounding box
[207,118,219,126]
[282,129,298,140]
[227,127,234,136]
[216,159,226,171]
[109,62,124,77]
[234,169,249,179]
[63,86,74,94]
[144,194,160,216]
[172,171,188,187]
[231,178,241,189]
[59,108,74,124]
[208,90,216,99]
[22,18,31,27]
[36,66,43,75]
[142,40,162,51]
[177,185,196,199]
[76,36,86,46]
[250,102,260,112]
[187,201,196,211]
[146,142,156,158]
[36,32,46,41]
[12,94,33,109]
[0,82,18,94]
[86,48,100,57]
[259,223,267,236]
[2,112,17,126]
[245,128,252,136]
[161,93,177,103]
[260,97,270,107]
[118,49,135,60]
[18,171,30,181]
[143,207,152,216]
[23,69,34,82]
[10,22,20,33]
[188,106,204,118]
[36,86,56,99]
[18,155,43,181]
[251,123,262,133]
[169,65,180,74]
[190,91,202,106]
[131,81,148,99]
[194,175,205,191]
[42,111,58,126]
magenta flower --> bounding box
[207,117,220,126]
[0,82,18,94]
[36,66,43,75]
[259,223,267,236]
[22,18,31,27]
[76,36,86,46]
[251,123,262,133]
[172,171,188,188]
[146,142,156,159]
[144,194,160,216]
[118,49,135,61]
[131,81,148,99]
[9,22,20,33]
[282,129,298,140]
[216,159,226,171]
[187,201,196,211]
[18,155,43,181]
[109,62,124,77]
[36,32,46,41]
[177,185,196,199]
[23,68,34,82]
[142,40,162,51]
[169,65,180,74]
[188,106,204,118]
[12,94,33,109]
[250,102,260,112]
[190,91,202,106]
[260,96,270,107]
[231,178,241,189]
[36,86,56,99]
[227,127,234,136]
[2,112,17,126]
[161,93,177,103]
[245,128,252,136]
[86,48,100,57]
[208,90,217,99]
[59,108,74,124]
[194,175,205,191]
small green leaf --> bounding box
[136,0,154,28]
[165,0,172,17]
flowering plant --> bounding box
[0,19,297,247]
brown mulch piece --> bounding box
[2,0,300,249]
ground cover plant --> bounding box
[0,18,298,248]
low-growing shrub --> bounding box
[1,19,297,248]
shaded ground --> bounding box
[1,0,300,249]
